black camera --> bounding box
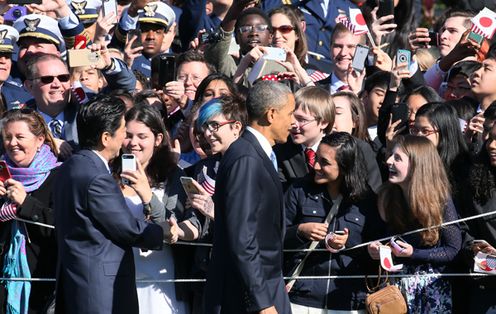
[199,30,223,44]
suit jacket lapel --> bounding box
[242,131,283,197]
[79,150,110,175]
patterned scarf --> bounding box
[1,144,60,314]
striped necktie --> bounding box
[49,119,63,138]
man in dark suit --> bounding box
[54,95,174,314]
[205,81,295,314]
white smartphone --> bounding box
[121,154,136,185]
[351,44,370,72]
[102,0,118,24]
[180,176,200,196]
[334,230,345,235]
[263,47,286,62]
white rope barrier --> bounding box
[0,272,492,283]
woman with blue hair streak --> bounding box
[185,95,247,314]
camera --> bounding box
[199,30,222,44]
[4,6,26,22]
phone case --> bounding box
[151,53,176,89]
[121,154,136,185]
[102,0,117,23]
[67,49,101,68]
[0,161,11,182]
[396,49,411,66]
[180,177,200,195]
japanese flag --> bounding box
[471,7,496,39]
[349,8,369,35]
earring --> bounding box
[36,147,41,152]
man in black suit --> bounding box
[205,81,295,314]
[54,95,175,314]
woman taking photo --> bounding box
[284,132,382,312]
[0,109,60,313]
[368,135,461,313]
[115,104,200,314]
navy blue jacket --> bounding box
[54,150,163,314]
[284,177,384,310]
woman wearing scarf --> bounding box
[0,109,60,314]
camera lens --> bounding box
[13,9,22,18]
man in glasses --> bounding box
[111,1,176,77]
[24,54,76,159]
[204,4,285,86]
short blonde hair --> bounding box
[294,86,335,133]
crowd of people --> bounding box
[0,0,495,312]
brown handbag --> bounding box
[365,266,407,314]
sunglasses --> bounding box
[29,74,71,84]
[238,24,269,34]
[271,25,294,34]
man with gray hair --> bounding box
[205,81,295,314]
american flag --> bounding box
[0,201,17,222]
[309,70,329,82]
[198,166,215,196]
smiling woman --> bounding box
[0,109,60,313]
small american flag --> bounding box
[0,201,17,222]
[198,166,215,196]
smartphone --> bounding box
[472,239,490,245]
[390,236,407,251]
[334,230,345,235]
[127,29,143,49]
[102,0,117,24]
[67,49,102,67]
[180,176,200,195]
[352,44,370,72]
[151,53,176,90]
[199,32,210,45]
[0,161,11,182]
[391,102,408,132]
[467,31,484,46]
[3,5,26,22]
[6,0,41,4]
[263,47,286,62]
[377,0,394,18]
[121,154,136,185]
[428,31,438,47]
[396,49,411,66]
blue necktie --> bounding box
[48,119,62,139]
[270,151,278,171]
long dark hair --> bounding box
[319,132,369,201]
[117,104,176,187]
[415,102,469,181]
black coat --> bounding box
[0,168,59,313]
[204,131,291,314]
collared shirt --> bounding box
[246,126,274,161]
[302,141,320,153]
[329,73,347,95]
[92,150,111,173]
[38,110,65,138]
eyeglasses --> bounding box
[29,74,71,84]
[202,120,236,132]
[294,117,317,127]
[238,24,269,34]
[409,127,438,136]
[271,25,294,34]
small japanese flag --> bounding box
[471,7,496,39]
[349,8,369,35]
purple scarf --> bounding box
[4,144,61,192]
